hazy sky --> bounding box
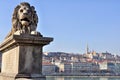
[0,0,120,55]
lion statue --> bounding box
[6,2,40,38]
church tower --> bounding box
[86,43,89,54]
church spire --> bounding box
[86,43,89,54]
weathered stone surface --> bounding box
[0,73,46,80]
[6,2,39,38]
[0,35,53,80]
[0,35,53,52]
[0,2,53,80]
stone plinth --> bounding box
[0,35,53,80]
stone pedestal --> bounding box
[0,35,53,80]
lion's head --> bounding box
[6,2,38,38]
[17,3,33,27]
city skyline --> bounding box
[0,0,120,55]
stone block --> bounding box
[0,35,53,80]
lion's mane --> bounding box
[6,2,38,38]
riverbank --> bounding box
[46,76,120,80]
[44,73,120,78]
[46,75,120,78]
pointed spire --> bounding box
[86,43,89,54]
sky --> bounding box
[0,0,120,55]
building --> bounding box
[42,62,58,75]
[99,60,116,75]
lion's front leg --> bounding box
[20,26,26,33]
[28,26,31,34]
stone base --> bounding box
[16,78,46,80]
[0,34,53,80]
[0,73,46,80]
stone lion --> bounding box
[6,2,39,38]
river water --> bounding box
[46,76,120,80]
